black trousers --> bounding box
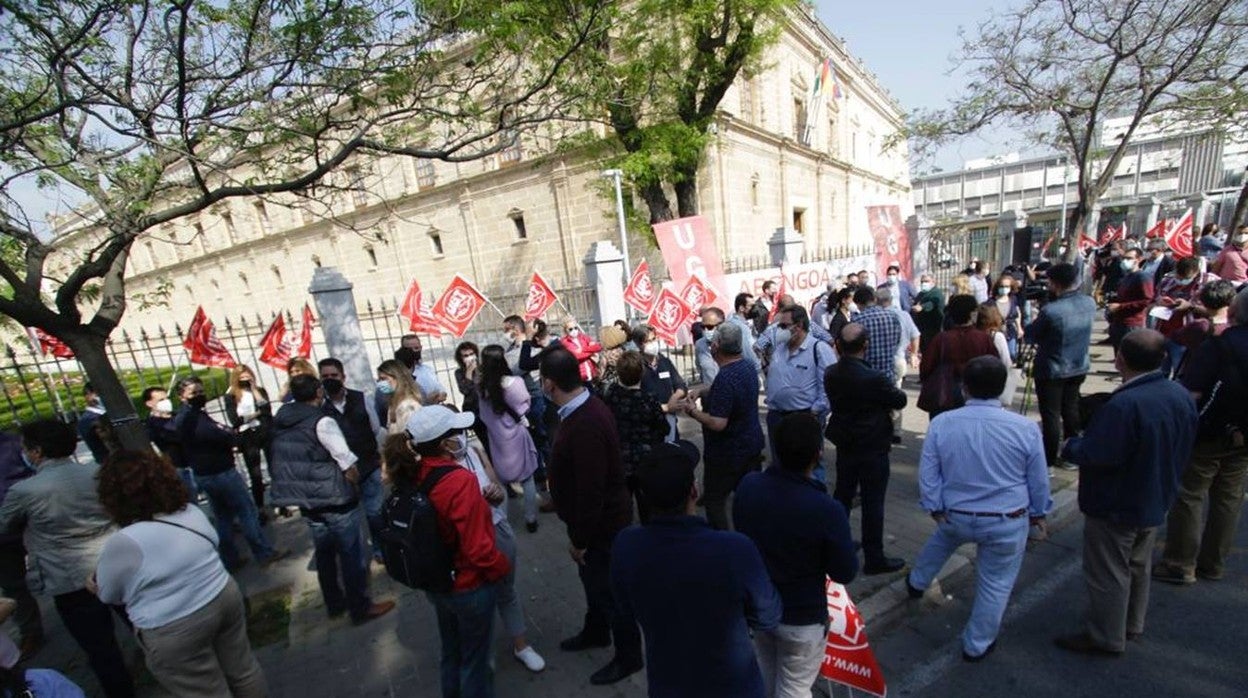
[833,450,891,565]
[0,542,43,643]
[1035,375,1085,467]
[702,452,762,531]
[53,589,135,698]
[238,428,269,510]
[577,545,642,666]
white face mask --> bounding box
[887,274,899,283]
[774,328,792,346]
[448,434,468,461]
[997,287,1011,296]
[847,302,859,314]
[919,282,933,291]
[155,399,173,414]
[643,340,660,356]
[1236,235,1248,246]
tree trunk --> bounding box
[63,329,151,452]
[674,177,699,218]
[641,182,675,223]
[1231,176,1248,231]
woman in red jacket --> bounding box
[560,317,602,385]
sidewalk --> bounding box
[14,335,1122,698]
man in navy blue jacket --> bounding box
[1055,329,1197,656]
[612,441,781,698]
[734,413,857,697]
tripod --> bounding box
[1016,341,1037,415]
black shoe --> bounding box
[327,608,346,620]
[589,659,643,685]
[891,435,902,445]
[863,557,905,575]
[962,640,997,662]
[526,520,538,533]
[905,576,925,600]
[1053,633,1123,657]
[560,632,611,652]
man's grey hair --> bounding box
[714,320,744,355]
[875,286,894,305]
[1233,288,1248,326]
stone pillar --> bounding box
[584,241,627,328]
[906,213,930,276]
[996,210,1024,270]
[1133,196,1161,239]
[768,227,804,267]
[308,267,374,395]
[1187,193,1213,231]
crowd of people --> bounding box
[0,222,1245,697]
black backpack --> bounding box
[379,466,457,592]
[1195,336,1248,444]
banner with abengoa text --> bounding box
[821,580,887,696]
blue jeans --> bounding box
[908,512,1029,656]
[306,507,371,621]
[426,584,499,698]
[359,469,385,560]
[1160,339,1186,378]
[195,469,274,569]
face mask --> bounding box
[322,378,344,395]
[1174,276,1194,286]
[997,287,1011,296]
[920,282,933,291]
[376,380,395,395]
[703,329,717,347]
[643,341,660,357]
[567,328,580,338]
[1236,235,1248,246]
[239,380,252,389]
[155,399,173,414]
[774,328,792,346]
[847,302,859,314]
[448,434,468,461]
[887,274,899,283]
[411,350,422,363]
[1121,260,1137,272]
[188,394,208,409]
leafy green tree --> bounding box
[0,0,607,447]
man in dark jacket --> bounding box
[142,386,194,496]
[540,346,642,685]
[1106,247,1154,349]
[317,358,385,560]
[734,413,856,695]
[0,432,42,658]
[1024,262,1098,470]
[1055,330,1197,656]
[270,375,393,625]
[174,376,282,571]
[824,323,908,575]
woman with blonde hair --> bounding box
[278,357,317,403]
[376,359,422,433]
[222,365,273,518]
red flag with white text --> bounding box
[431,274,489,338]
[677,274,718,322]
[183,306,237,368]
[820,579,887,696]
[399,279,444,335]
[524,272,559,321]
[298,304,316,358]
[646,287,691,345]
[1165,209,1194,259]
[258,313,293,370]
[623,259,656,314]
[26,327,75,359]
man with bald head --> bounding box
[1055,329,1197,656]
[824,323,908,575]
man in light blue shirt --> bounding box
[399,334,448,404]
[879,287,920,442]
[906,356,1051,662]
[762,306,835,483]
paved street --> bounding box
[11,333,1159,698]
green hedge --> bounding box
[0,367,231,432]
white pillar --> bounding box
[584,241,627,329]
[308,267,374,395]
[768,227,804,267]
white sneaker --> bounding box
[514,646,546,673]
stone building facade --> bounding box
[54,8,912,335]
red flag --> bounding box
[26,328,74,359]
[623,259,656,314]
[431,274,490,337]
[183,306,237,368]
[398,279,444,335]
[820,580,887,696]
[677,274,719,321]
[1165,209,1194,259]
[1039,233,1057,258]
[1144,217,1167,239]
[768,266,788,322]
[523,272,559,321]
[1100,221,1127,245]
[257,313,293,370]
[1077,231,1097,255]
[646,287,691,345]
[298,304,315,358]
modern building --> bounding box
[49,6,912,336]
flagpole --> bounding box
[168,351,192,392]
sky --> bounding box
[812,0,1024,173]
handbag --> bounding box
[917,333,967,413]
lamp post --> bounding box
[601,168,633,316]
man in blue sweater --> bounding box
[734,412,858,697]
[1055,329,1197,656]
[612,441,781,697]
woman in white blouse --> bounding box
[89,451,266,698]
[377,359,423,434]
[976,302,1020,407]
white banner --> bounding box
[722,255,875,311]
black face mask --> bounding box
[239,380,252,389]
[321,378,344,395]
[412,350,422,363]
[188,395,208,409]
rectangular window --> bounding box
[511,214,528,240]
[347,166,367,207]
[416,160,436,190]
[300,183,318,224]
[499,131,523,167]
[217,214,232,245]
[253,202,271,236]
[430,232,444,256]
[794,97,808,144]
[792,208,806,235]
[739,79,755,122]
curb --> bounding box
[860,482,1081,634]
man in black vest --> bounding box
[270,375,395,625]
[318,358,386,561]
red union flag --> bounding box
[866,204,912,283]
[677,274,718,318]
[27,327,74,359]
[624,259,656,313]
[1144,217,1168,239]
[646,287,691,345]
[1165,209,1194,258]
[257,313,294,370]
[524,272,559,321]
[769,265,789,322]
[432,274,489,337]
[820,580,887,696]
[1077,231,1098,255]
[398,279,443,335]
[652,216,727,303]
[298,304,315,358]
[182,306,237,368]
